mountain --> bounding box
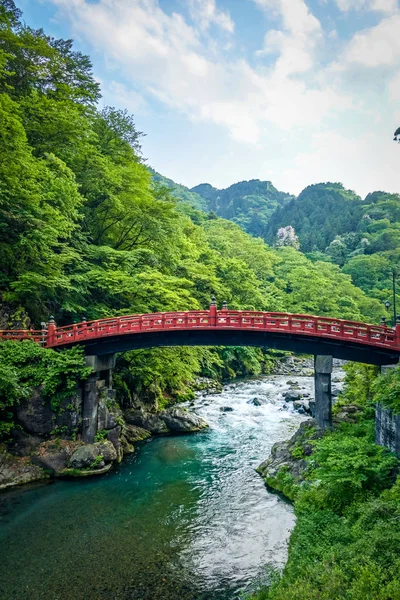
[265,183,364,252]
[191,180,293,239]
[150,171,293,240]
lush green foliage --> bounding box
[150,169,208,211]
[250,367,400,600]
[372,364,400,414]
[0,340,91,436]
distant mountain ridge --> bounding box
[150,168,293,239]
[191,180,293,239]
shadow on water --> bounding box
[0,375,310,600]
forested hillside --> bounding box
[0,1,385,418]
[265,183,364,252]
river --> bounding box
[0,375,312,600]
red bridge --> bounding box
[1,301,400,366]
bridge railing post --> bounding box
[210,296,217,326]
[46,316,56,347]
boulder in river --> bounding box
[293,400,311,415]
[160,408,208,432]
[125,407,208,434]
[247,397,266,406]
[68,440,117,470]
[283,389,302,402]
[0,448,49,491]
[220,406,234,412]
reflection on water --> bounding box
[0,375,310,600]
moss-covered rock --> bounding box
[256,420,322,501]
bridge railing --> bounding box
[215,311,396,346]
[1,310,398,350]
[0,329,47,345]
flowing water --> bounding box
[0,375,314,600]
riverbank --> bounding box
[250,363,400,600]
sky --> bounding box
[20,0,400,197]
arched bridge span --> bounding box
[2,306,400,366]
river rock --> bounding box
[7,430,43,457]
[69,444,100,469]
[125,408,208,434]
[293,400,311,415]
[283,389,302,402]
[220,406,234,412]
[247,398,265,406]
[332,385,343,397]
[97,398,121,431]
[334,404,363,423]
[257,420,323,500]
[123,424,151,444]
[160,408,208,432]
[107,425,123,461]
[125,409,169,434]
[68,441,116,469]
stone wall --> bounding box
[375,403,400,457]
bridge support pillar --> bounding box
[314,355,333,430]
[82,355,116,443]
[82,373,99,443]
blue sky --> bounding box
[21,0,400,197]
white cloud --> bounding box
[188,0,234,33]
[253,0,322,75]
[340,13,400,67]
[335,0,397,13]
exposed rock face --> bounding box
[32,441,75,474]
[7,430,43,457]
[125,407,208,434]
[257,420,323,500]
[3,379,208,489]
[0,446,49,491]
[14,388,82,436]
[106,426,123,462]
[125,409,169,434]
[0,302,30,330]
